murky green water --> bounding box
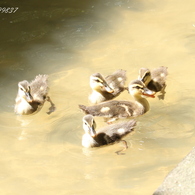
[0,0,195,194]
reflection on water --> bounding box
[1,0,195,194]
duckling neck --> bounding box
[93,88,112,97]
[89,91,105,104]
[82,134,98,148]
[134,96,150,113]
[15,97,33,115]
[89,90,113,104]
[145,79,151,86]
[15,97,40,115]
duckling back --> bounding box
[105,69,127,96]
[30,75,49,103]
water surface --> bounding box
[0,0,195,194]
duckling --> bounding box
[79,80,155,123]
[15,75,56,115]
[89,69,127,104]
[82,114,136,154]
[138,66,168,100]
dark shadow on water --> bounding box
[0,0,155,77]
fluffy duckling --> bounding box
[138,66,168,100]
[79,80,155,123]
[89,69,127,104]
[82,114,136,154]
[15,75,56,115]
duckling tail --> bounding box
[79,105,89,114]
[127,119,137,132]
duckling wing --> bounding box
[151,66,168,79]
[30,75,49,102]
[95,120,136,145]
[79,100,139,118]
[105,69,127,96]
[150,66,168,91]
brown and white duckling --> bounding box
[79,79,155,123]
[89,69,127,104]
[15,75,56,115]
[138,66,168,100]
[82,114,136,154]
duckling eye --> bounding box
[20,87,26,92]
[134,86,141,89]
[95,79,102,83]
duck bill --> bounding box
[142,88,155,98]
[104,83,114,93]
[90,127,96,138]
[25,92,33,102]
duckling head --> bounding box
[138,68,152,86]
[82,115,97,137]
[129,80,155,99]
[90,73,114,93]
[18,80,33,102]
